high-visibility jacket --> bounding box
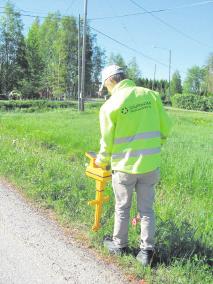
[96,79,172,174]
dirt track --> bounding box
[0,182,128,284]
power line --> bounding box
[0,0,212,21]
[89,0,213,21]
[89,9,167,21]
[90,26,182,72]
[65,0,78,13]
[0,9,72,20]
[90,26,187,77]
[107,0,139,50]
[0,10,46,19]
[0,6,196,22]
[129,0,212,49]
[0,0,79,16]
[172,0,213,9]
[0,6,49,15]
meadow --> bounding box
[0,105,212,283]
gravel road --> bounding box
[0,182,128,284]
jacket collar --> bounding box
[111,79,136,95]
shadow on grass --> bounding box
[129,220,212,268]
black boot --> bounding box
[103,237,128,256]
[136,249,154,266]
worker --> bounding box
[95,65,171,266]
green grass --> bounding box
[0,106,212,283]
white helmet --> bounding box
[99,65,124,92]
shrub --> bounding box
[8,90,22,100]
[171,93,213,112]
[0,100,105,112]
[0,100,77,111]
[0,94,8,100]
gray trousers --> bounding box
[112,169,160,250]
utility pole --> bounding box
[153,46,172,98]
[152,64,156,90]
[78,14,81,111]
[168,49,171,98]
[207,65,210,95]
[80,0,88,111]
[58,52,61,99]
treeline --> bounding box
[0,2,105,99]
[108,52,212,110]
[108,52,213,97]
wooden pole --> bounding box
[80,0,88,111]
[78,14,81,111]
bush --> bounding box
[0,94,8,100]
[0,100,77,111]
[0,100,104,112]
[171,93,213,112]
[160,93,171,106]
[8,90,22,100]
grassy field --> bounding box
[0,106,212,283]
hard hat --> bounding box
[99,65,124,92]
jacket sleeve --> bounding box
[96,104,116,166]
[156,94,172,144]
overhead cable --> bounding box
[90,26,186,76]
[1,0,213,21]
[64,0,78,13]
[89,0,213,20]
[107,0,139,49]
[129,0,212,49]
[0,10,46,19]
[92,27,167,68]
[0,6,49,15]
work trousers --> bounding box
[112,168,160,250]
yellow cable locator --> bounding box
[85,152,111,232]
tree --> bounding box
[79,23,105,97]
[206,53,213,94]
[37,14,102,99]
[127,57,141,83]
[38,13,64,98]
[183,65,206,95]
[60,15,78,98]
[84,26,95,97]
[0,4,106,99]
[0,2,27,95]
[171,70,182,95]
[108,53,126,69]
[91,38,105,96]
[23,17,44,98]
[108,54,142,83]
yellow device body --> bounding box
[85,152,111,232]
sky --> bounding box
[0,0,213,81]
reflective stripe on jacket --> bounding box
[96,79,172,174]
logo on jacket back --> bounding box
[121,101,151,115]
[121,107,129,114]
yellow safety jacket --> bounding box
[96,79,172,174]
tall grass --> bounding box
[0,107,212,283]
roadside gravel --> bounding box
[0,182,128,284]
